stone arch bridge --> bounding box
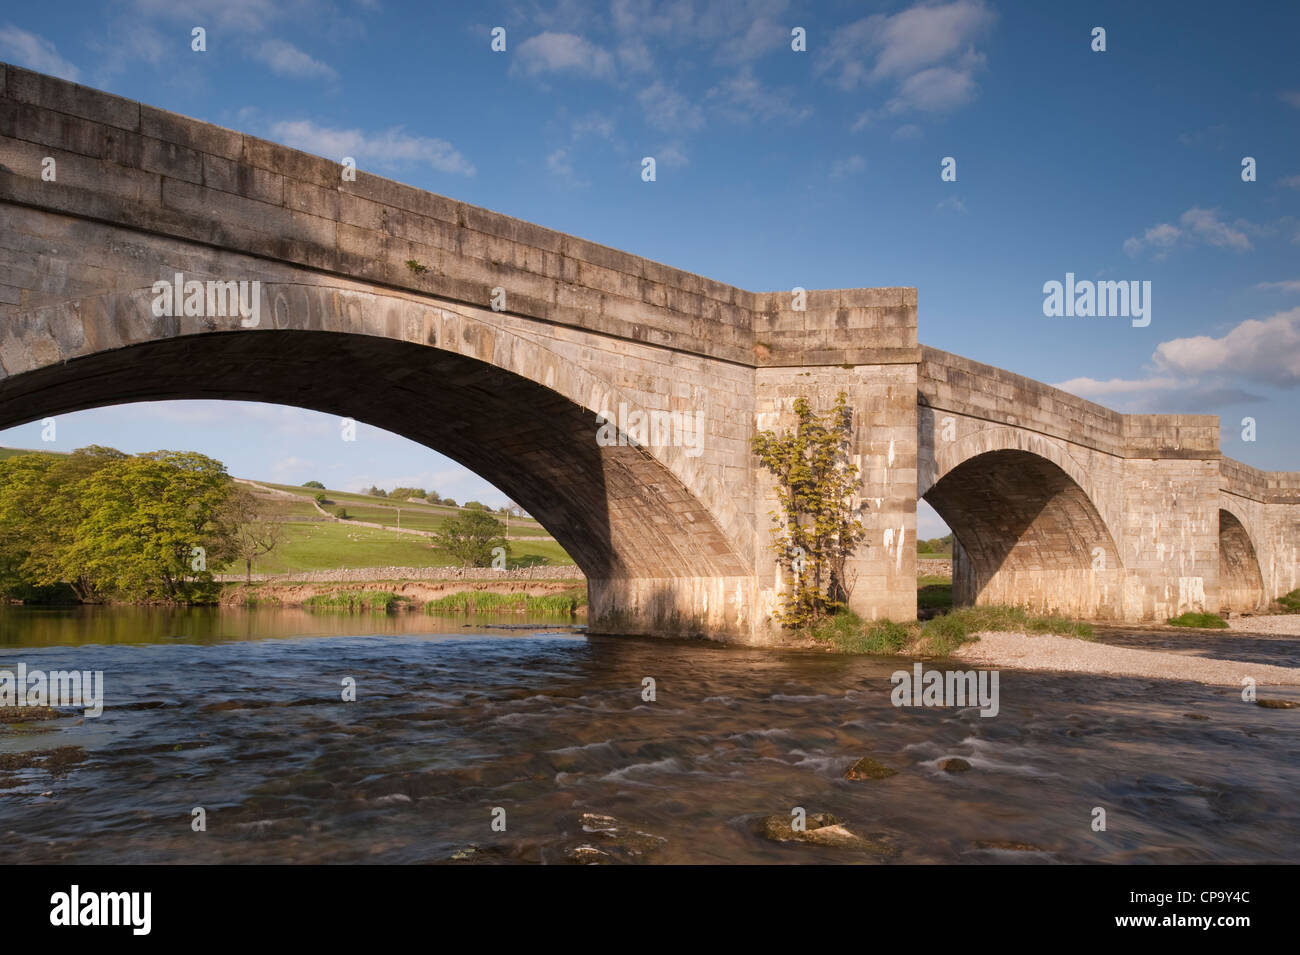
[1,64,1297,643]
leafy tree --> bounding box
[440,498,457,508]
[302,480,325,489]
[463,500,487,511]
[366,485,387,497]
[751,393,865,628]
[221,486,286,584]
[433,509,509,567]
[389,487,427,501]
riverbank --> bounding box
[222,579,586,615]
[952,629,1300,686]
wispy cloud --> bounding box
[1054,307,1300,411]
[0,25,80,81]
[254,39,337,80]
[821,0,996,127]
[830,155,866,179]
[708,65,810,123]
[514,31,615,79]
[638,80,705,132]
[268,120,476,176]
[1123,207,1253,258]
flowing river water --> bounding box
[1,606,1297,864]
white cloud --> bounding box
[1278,174,1300,190]
[936,196,966,214]
[1180,206,1252,251]
[1280,90,1300,108]
[830,155,866,178]
[820,0,995,122]
[1052,376,1182,398]
[638,81,704,132]
[708,65,810,123]
[1124,208,1253,258]
[571,113,615,139]
[254,39,337,79]
[128,0,288,33]
[1257,280,1300,293]
[611,0,790,63]
[655,143,688,168]
[514,31,615,79]
[892,123,923,141]
[0,25,80,81]
[269,120,475,176]
[1153,307,1300,389]
[547,147,589,185]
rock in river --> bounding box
[755,812,898,857]
[844,756,899,781]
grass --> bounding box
[917,575,953,614]
[301,590,407,612]
[424,588,585,616]
[810,604,1095,657]
[219,520,573,574]
[1168,611,1229,628]
[1276,589,1300,613]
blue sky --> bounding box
[1,0,1298,535]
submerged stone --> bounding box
[938,757,972,772]
[1256,699,1298,709]
[755,812,898,857]
[845,756,899,780]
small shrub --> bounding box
[1168,612,1229,629]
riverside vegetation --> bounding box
[0,446,569,606]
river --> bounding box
[1,606,1296,864]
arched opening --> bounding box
[1218,508,1265,612]
[922,449,1122,619]
[0,330,749,607]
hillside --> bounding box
[0,446,573,575]
[238,479,572,574]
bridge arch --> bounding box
[1217,504,1266,612]
[921,429,1124,618]
[0,282,753,633]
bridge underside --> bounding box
[0,329,754,638]
[925,450,1123,619]
[1218,509,1266,612]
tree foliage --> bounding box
[221,486,286,585]
[750,393,865,628]
[0,446,249,602]
[432,509,509,567]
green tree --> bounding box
[68,451,233,601]
[220,486,286,585]
[433,509,509,567]
[751,393,865,628]
[302,480,325,489]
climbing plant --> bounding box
[751,392,865,628]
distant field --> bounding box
[0,446,64,461]
[0,447,576,572]
[222,520,573,574]
[260,481,555,539]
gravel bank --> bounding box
[1228,615,1300,635]
[953,630,1300,686]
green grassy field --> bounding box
[0,447,575,573]
[262,482,555,537]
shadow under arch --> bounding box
[0,327,749,589]
[923,449,1124,619]
[1218,507,1265,612]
